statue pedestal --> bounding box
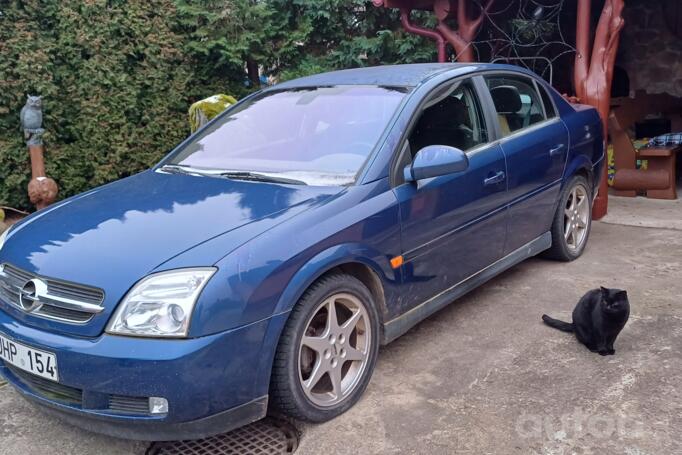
[27,145,58,210]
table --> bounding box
[636,145,681,200]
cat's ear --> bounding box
[600,286,609,296]
[616,290,628,299]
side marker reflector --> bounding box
[390,256,404,269]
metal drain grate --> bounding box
[147,418,299,455]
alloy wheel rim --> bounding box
[297,293,371,407]
[564,183,590,251]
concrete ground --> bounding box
[1,195,681,455]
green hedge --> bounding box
[0,0,433,211]
[0,0,246,210]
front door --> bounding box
[484,75,569,253]
[394,78,508,313]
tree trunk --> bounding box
[246,58,260,88]
[574,0,625,220]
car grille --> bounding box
[9,365,83,405]
[0,263,105,324]
[108,395,150,415]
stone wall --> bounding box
[618,0,682,98]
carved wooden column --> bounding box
[20,95,58,210]
[400,8,447,62]
[435,0,495,63]
[574,0,625,219]
[373,0,493,63]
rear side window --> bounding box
[485,76,546,136]
[538,83,557,118]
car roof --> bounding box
[271,63,507,89]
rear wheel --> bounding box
[269,274,379,422]
[544,175,592,261]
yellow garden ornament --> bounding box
[0,208,7,234]
[189,94,238,133]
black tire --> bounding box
[269,273,380,422]
[543,175,592,261]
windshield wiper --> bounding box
[159,164,213,176]
[219,171,307,185]
[160,165,307,185]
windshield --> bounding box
[167,85,409,185]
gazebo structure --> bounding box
[373,0,627,220]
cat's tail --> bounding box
[541,314,574,332]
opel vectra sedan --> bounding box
[0,64,603,440]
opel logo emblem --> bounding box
[19,278,48,313]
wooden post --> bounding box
[574,0,625,219]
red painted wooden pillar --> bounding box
[574,0,625,220]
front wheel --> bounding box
[269,274,380,422]
[544,175,592,261]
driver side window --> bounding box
[408,80,488,157]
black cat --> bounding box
[542,287,630,356]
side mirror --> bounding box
[404,145,469,182]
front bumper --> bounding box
[0,309,284,440]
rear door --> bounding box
[394,77,508,313]
[483,74,569,253]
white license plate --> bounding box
[0,332,58,382]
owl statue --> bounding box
[20,95,45,146]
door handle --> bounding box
[484,171,506,186]
[549,144,566,157]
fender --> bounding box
[548,154,596,219]
[272,242,396,316]
[253,243,397,397]
[562,154,595,190]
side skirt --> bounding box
[381,232,552,344]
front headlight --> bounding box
[107,268,216,338]
[0,228,9,252]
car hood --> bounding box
[0,170,340,336]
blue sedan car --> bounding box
[0,63,603,440]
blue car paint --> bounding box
[0,63,603,440]
[0,170,341,338]
[561,103,605,188]
[497,118,569,253]
[191,177,402,336]
[0,309,275,422]
[394,141,509,312]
